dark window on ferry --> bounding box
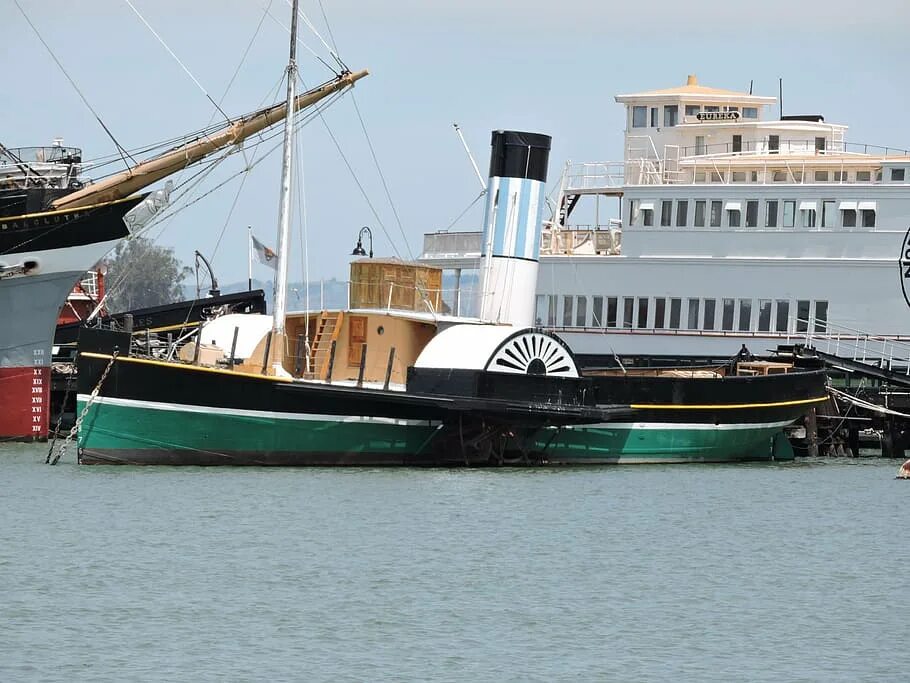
[721,299,735,331]
[592,296,604,327]
[576,296,587,327]
[703,299,716,330]
[745,200,759,228]
[685,105,700,117]
[743,107,758,119]
[775,300,790,332]
[637,298,649,328]
[856,170,871,182]
[607,297,618,327]
[768,135,780,153]
[642,207,654,227]
[661,200,672,226]
[814,301,828,332]
[669,298,682,329]
[815,137,826,152]
[650,107,658,128]
[535,295,546,325]
[694,200,706,227]
[676,200,688,227]
[664,105,678,127]
[765,200,778,227]
[632,106,647,128]
[815,170,829,182]
[796,300,810,333]
[562,296,574,327]
[687,299,700,330]
[710,201,722,227]
[738,299,752,331]
[842,208,857,228]
[758,299,772,331]
[623,297,634,328]
[892,168,906,182]
[727,206,741,228]
[821,200,835,228]
[654,298,666,328]
[783,200,796,228]
[547,295,557,326]
[861,209,876,228]
[732,135,742,153]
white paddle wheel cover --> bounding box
[414,325,578,378]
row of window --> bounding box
[689,167,892,184]
[631,104,759,128]
[537,295,829,334]
[630,198,877,229]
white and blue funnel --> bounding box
[478,130,551,326]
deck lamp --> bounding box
[351,226,373,258]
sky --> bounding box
[3,0,909,286]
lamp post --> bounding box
[351,226,373,258]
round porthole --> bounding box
[377,325,385,335]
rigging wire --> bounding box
[123,0,232,125]
[13,0,137,169]
[258,0,341,76]
[291,0,348,72]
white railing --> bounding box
[797,318,910,374]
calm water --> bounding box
[1,443,907,682]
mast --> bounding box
[270,0,299,373]
[50,69,368,211]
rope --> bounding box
[291,0,348,72]
[123,0,232,125]
[315,0,349,71]
[48,349,119,465]
[13,0,137,169]
[443,191,486,231]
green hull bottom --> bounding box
[539,424,794,464]
[76,399,441,466]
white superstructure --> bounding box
[422,75,910,363]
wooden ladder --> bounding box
[309,311,344,380]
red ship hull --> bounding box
[0,366,50,441]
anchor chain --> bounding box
[48,350,118,466]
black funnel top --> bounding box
[488,130,551,183]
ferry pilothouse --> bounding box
[421,74,910,366]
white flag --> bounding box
[251,234,277,270]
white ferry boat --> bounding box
[422,75,910,365]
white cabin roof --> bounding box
[616,74,775,105]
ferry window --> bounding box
[547,295,557,326]
[782,200,796,227]
[694,200,706,227]
[727,206,742,228]
[745,200,759,228]
[642,207,654,227]
[821,200,835,228]
[775,300,790,332]
[654,298,666,328]
[856,170,871,182]
[738,299,752,331]
[722,298,735,331]
[792,171,803,183]
[563,296,574,327]
[687,299,700,330]
[669,298,682,329]
[743,107,758,119]
[623,297,634,328]
[875,169,883,182]
[758,299,772,331]
[703,299,716,330]
[632,106,647,128]
[750,171,759,182]
[772,170,788,182]
[535,295,546,325]
[710,171,724,183]
[799,203,817,228]
[891,168,905,182]
[732,135,742,153]
[704,105,720,113]
[592,296,604,327]
[629,199,640,226]
[725,106,740,113]
[576,296,588,327]
[861,209,876,228]
[650,108,658,127]
[685,105,700,117]
[815,137,826,152]
[607,297,618,327]
[695,136,706,155]
[637,298,649,328]
[710,201,722,227]
[814,170,829,182]
[664,105,678,127]
[694,171,707,183]
[731,171,746,182]
[765,200,779,227]
[841,208,857,228]
[796,300,810,333]
[660,200,673,227]
[676,200,689,227]
[833,171,847,182]
[768,135,780,153]
[814,301,828,332]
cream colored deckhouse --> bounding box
[422,75,910,363]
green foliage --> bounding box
[102,236,192,313]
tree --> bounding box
[102,236,192,313]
